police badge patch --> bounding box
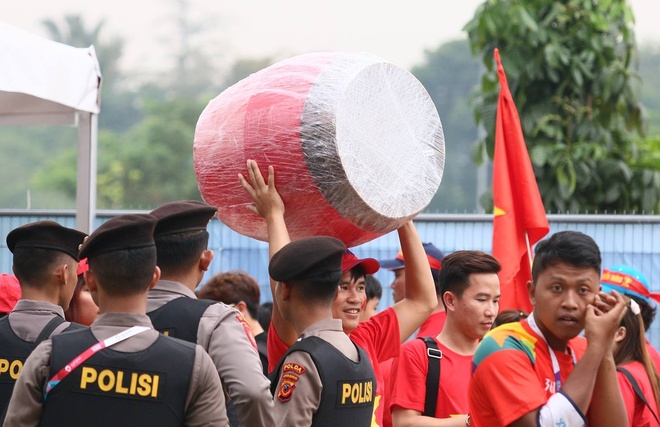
[277,372,301,402]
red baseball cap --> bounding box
[77,258,89,276]
[0,274,21,314]
[342,250,380,274]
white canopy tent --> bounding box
[0,22,102,233]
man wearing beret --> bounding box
[269,236,376,426]
[3,214,229,426]
[0,221,87,419]
[147,201,274,427]
[240,160,437,427]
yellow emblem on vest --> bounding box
[0,358,23,380]
[79,366,160,398]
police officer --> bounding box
[269,236,376,427]
[0,221,87,418]
[3,214,229,426]
[147,201,274,427]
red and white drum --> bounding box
[194,51,445,247]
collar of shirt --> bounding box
[150,280,197,298]
[92,312,154,329]
[11,299,65,317]
[299,318,344,339]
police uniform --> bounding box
[268,236,376,427]
[148,201,274,427]
[4,313,227,427]
[271,318,375,427]
[0,221,87,417]
[3,214,229,427]
[0,301,82,415]
[147,280,274,427]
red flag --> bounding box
[492,48,549,313]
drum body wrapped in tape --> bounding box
[194,51,445,247]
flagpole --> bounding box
[524,229,533,270]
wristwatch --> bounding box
[465,414,470,426]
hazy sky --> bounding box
[5,0,660,77]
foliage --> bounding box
[411,40,482,212]
[33,99,207,209]
[465,0,658,213]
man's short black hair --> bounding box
[154,230,209,275]
[89,247,157,296]
[12,248,74,287]
[439,250,500,310]
[532,231,601,283]
[288,270,343,305]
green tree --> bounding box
[412,40,482,213]
[465,0,659,213]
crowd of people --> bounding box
[0,159,658,426]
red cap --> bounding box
[77,258,89,276]
[342,250,380,274]
[0,274,21,314]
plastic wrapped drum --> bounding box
[194,51,445,247]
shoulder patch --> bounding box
[282,362,307,375]
[235,312,257,350]
[277,372,301,402]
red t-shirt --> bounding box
[266,308,401,427]
[617,360,660,427]
[469,319,587,427]
[390,337,472,419]
[416,310,446,338]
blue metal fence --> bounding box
[2,210,659,345]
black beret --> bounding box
[150,200,217,237]
[6,220,87,261]
[269,236,346,282]
[79,214,157,259]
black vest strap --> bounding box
[147,297,215,342]
[418,336,442,417]
[617,366,660,424]
[34,317,65,345]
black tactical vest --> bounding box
[271,336,375,427]
[0,316,82,414]
[147,297,215,342]
[40,328,195,427]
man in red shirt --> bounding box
[381,242,446,337]
[239,159,437,427]
[469,231,628,427]
[390,250,500,426]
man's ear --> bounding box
[54,263,68,286]
[527,280,536,306]
[443,291,457,311]
[281,282,292,301]
[199,250,214,272]
[148,266,162,289]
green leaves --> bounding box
[467,0,657,213]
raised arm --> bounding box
[580,291,627,427]
[391,221,438,342]
[510,291,628,427]
[239,159,297,346]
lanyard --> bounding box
[44,326,151,399]
[527,313,577,392]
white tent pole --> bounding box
[76,112,98,233]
